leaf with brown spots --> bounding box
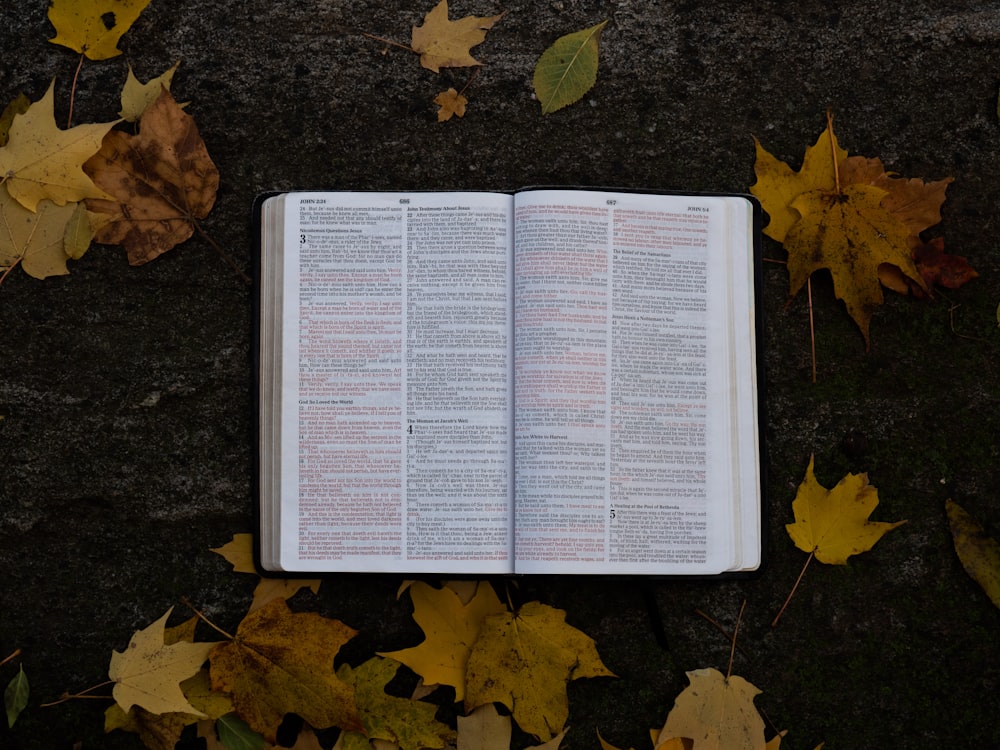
[84,87,219,265]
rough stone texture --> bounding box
[1,1,999,748]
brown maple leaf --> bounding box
[411,0,504,73]
[84,87,219,265]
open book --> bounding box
[255,188,764,575]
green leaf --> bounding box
[532,20,608,115]
[946,499,1000,610]
[216,712,267,750]
[5,665,29,728]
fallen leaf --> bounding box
[211,533,321,612]
[48,0,153,60]
[337,656,454,750]
[751,114,951,346]
[0,192,80,280]
[4,665,28,729]
[0,94,31,147]
[464,601,615,740]
[654,668,765,750]
[380,580,505,701]
[84,87,219,265]
[108,607,217,717]
[533,21,608,115]
[119,62,182,121]
[946,499,1000,610]
[786,454,906,564]
[216,713,269,750]
[434,88,468,121]
[104,702,193,750]
[209,598,362,742]
[0,80,118,212]
[458,703,511,750]
[411,0,504,73]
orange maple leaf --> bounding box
[411,0,504,73]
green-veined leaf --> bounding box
[532,21,608,115]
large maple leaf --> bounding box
[0,81,117,213]
[379,580,505,701]
[0,192,82,280]
[108,607,217,717]
[751,115,954,346]
[209,598,362,742]
[654,668,766,750]
[464,601,615,741]
[411,0,504,73]
[84,87,219,265]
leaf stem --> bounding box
[68,53,85,128]
[0,256,22,288]
[827,109,840,194]
[40,680,114,708]
[771,550,815,627]
[359,31,416,54]
[193,221,251,285]
[726,600,747,679]
[181,596,235,640]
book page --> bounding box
[270,192,515,573]
[511,189,758,575]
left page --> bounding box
[260,191,515,573]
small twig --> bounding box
[68,52,85,127]
[772,550,815,627]
[457,68,480,97]
[181,596,235,640]
[0,648,21,668]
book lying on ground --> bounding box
[255,188,764,576]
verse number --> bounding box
[609,507,616,520]
[407,425,414,434]
[300,234,306,244]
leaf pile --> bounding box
[0,1,225,288]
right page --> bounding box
[511,189,760,575]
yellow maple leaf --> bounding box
[786,454,906,565]
[337,657,454,750]
[433,88,468,121]
[209,598,362,742]
[464,601,615,741]
[210,533,321,612]
[119,61,182,121]
[0,81,118,213]
[379,580,505,701]
[751,114,936,346]
[411,0,504,73]
[654,668,765,750]
[945,499,1000,610]
[48,0,153,60]
[108,607,217,717]
[0,192,81,280]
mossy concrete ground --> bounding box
[1,1,999,748]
